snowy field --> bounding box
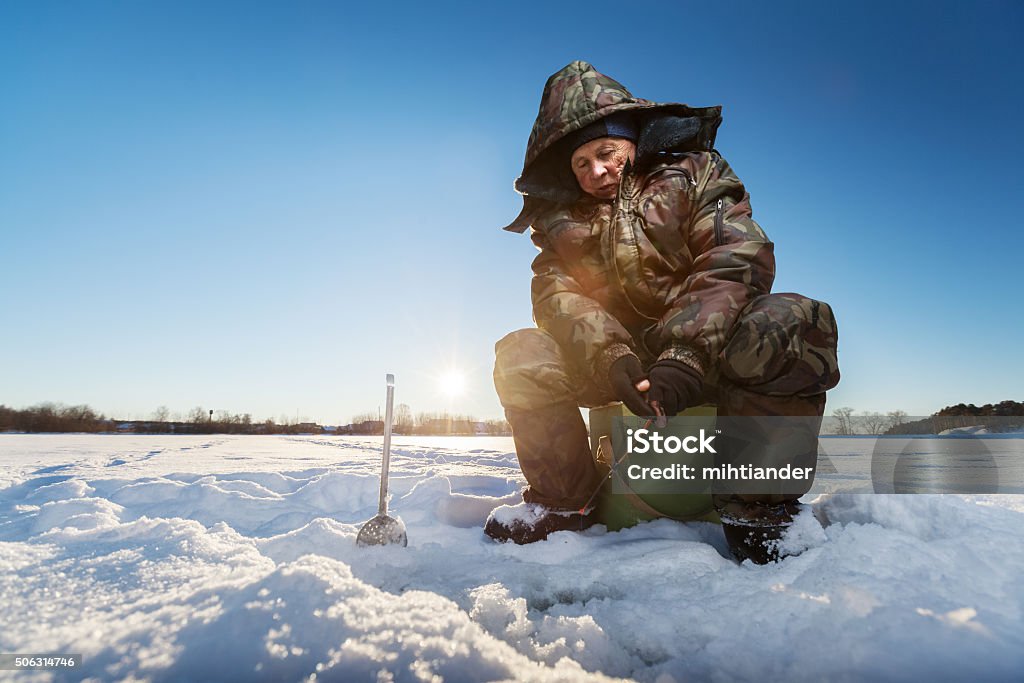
[1,434,1022,682]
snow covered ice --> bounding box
[1,434,1022,682]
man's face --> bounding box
[570,137,636,199]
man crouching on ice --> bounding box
[485,61,840,564]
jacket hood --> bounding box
[503,61,722,233]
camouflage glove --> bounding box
[608,354,654,417]
[647,360,703,417]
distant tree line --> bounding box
[828,408,908,435]
[828,401,1023,435]
[344,404,510,435]
[131,407,321,435]
[0,402,325,435]
[885,400,1024,435]
[936,400,1024,417]
[1,401,511,436]
[0,403,108,433]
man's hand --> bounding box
[608,354,655,417]
[647,360,703,418]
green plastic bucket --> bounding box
[588,403,720,531]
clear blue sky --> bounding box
[2,1,1021,423]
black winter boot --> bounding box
[484,502,595,544]
[722,522,788,564]
[717,499,803,564]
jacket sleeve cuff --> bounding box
[594,343,636,384]
[657,344,708,377]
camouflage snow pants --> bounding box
[493,293,841,517]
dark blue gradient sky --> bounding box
[2,1,1021,422]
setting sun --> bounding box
[438,370,466,397]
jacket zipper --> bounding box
[714,198,724,247]
[607,184,659,323]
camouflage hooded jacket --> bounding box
[504,61,775,385]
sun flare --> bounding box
[438,371,466,397]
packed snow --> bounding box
[1,434,1022,682]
